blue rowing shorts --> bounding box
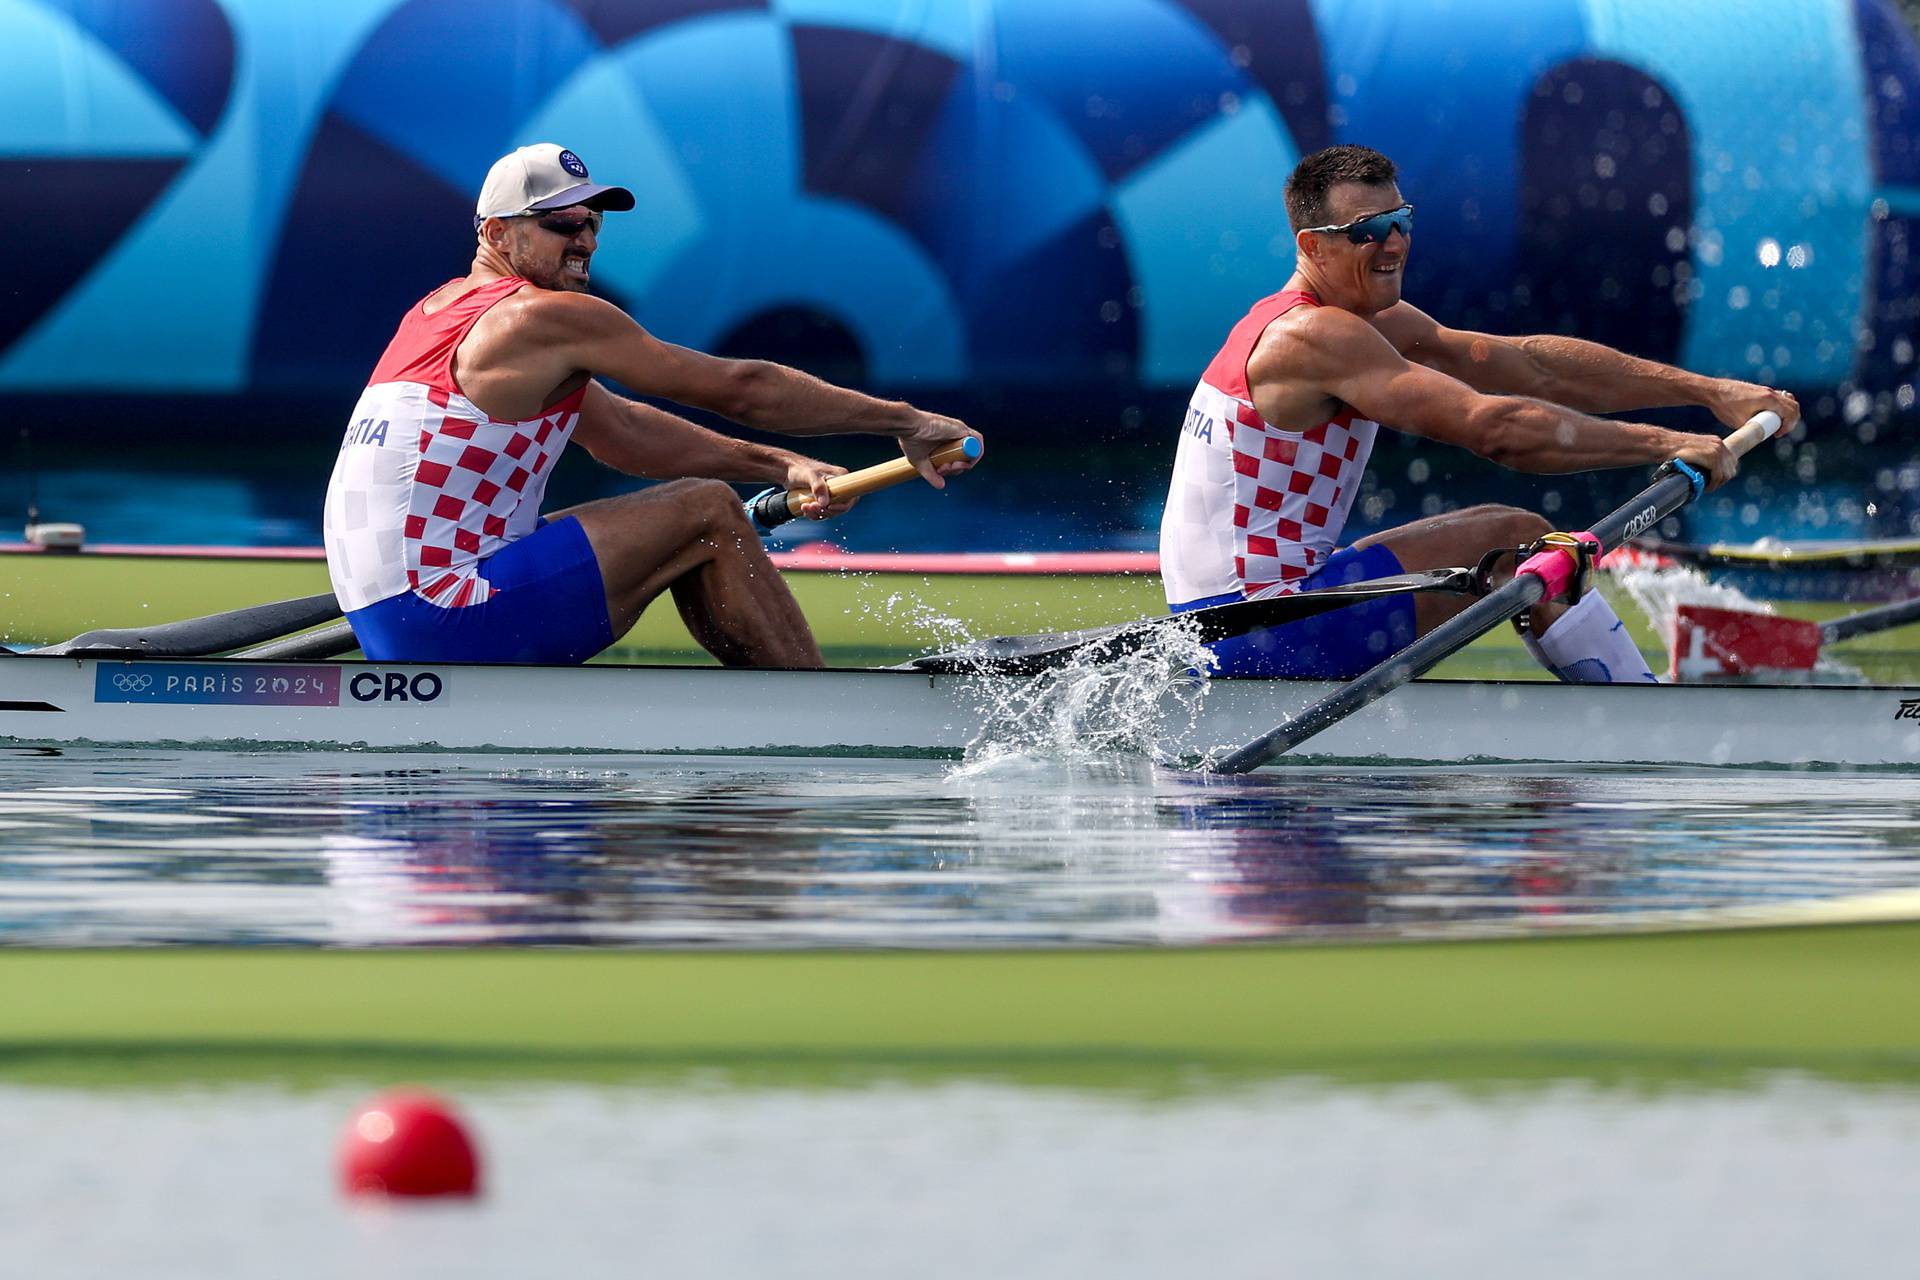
[1171,543,1418,679]
[345,516,615,664]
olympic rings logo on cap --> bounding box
[558,149,587,178]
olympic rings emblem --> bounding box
[111,673,153,692]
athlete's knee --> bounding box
[1465,503,1551,549]
[661,478,753,534]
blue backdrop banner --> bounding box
[2,0,1917,428]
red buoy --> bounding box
[337,1089,481,1199]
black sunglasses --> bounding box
[534,208,603,238]
[1304,203,1413,244]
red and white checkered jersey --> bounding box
[1160,289,1377,605]
[324,277,584,612]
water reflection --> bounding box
[0,747,1916,947]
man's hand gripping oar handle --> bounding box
[1211,410,1784,774]
[746,437,984,535]
[1722,408,1788,454]
[1519,408,1784,591]
[1514,409,1785,599]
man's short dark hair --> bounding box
[1284,145,1398,231]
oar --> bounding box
[31,593,345,658]
[904,567,1478,675]
[1819,595,1920,645]
[747,437,983,534]
[1211,410,1787,774]
[233,619,361,661]
[1629,532,1920,571]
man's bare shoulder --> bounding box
[457,289,643,398]
[489,286,629,339]
[1249,302,1390,379]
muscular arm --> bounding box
[571,381,855,515]
[1375,302,1798,429]
[514,293,978,486]
[572,381,806,483]
[1253,307,1735,482]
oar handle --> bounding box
[806,437,983,510]
[1522,409,1790,598]
[1722,409,1784,459]
[746,437,983,533]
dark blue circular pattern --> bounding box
[0,0,234,357]
[0,0,1907,417]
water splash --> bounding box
[1610,563,1775,634]
[865,586,1226,771]
[864,589,977,653]
[948,615,1220,774]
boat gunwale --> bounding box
[6,645,1920,695]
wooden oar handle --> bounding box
[1723,409,1783,459]
[779,436,982,516]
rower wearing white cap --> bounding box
[324,142,981,667]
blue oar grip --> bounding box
[1665,458,1707,500]
[957,436,983,460]
[745,486,789,537]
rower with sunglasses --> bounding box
[324,143,980,667]
[1159,144,1798,683]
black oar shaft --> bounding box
[905,567,1477,676]
[33,593,344,658]
[233,619,361,661]
[1215,471,1697,772]
[1215,575,1543,767]
[1213,411,1784,774]
[1820,595,1920,645]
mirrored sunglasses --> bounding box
[1305,203,1413,244]
[535,208,603,238]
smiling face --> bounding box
[1295,181,1410,315]
[500,206,602,293]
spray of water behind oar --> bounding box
[948,613,1221,775]
[861,586,1222,773]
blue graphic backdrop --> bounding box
[2,0,1918,430]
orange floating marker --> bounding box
[338,1089,482,1199]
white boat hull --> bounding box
[3,654,1919,767]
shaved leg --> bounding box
[551,480,824,668]
[1352,503,1568,635]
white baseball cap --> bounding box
[473,143,635,230]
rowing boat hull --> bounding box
[5,653,1919,766]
